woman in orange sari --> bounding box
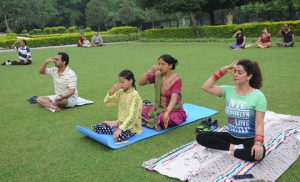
[139,54,187,130]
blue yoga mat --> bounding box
[76,103,218,149]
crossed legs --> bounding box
[256,42,271,48]
[37,96,67,111]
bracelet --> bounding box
[211,67,225,81]
[218,67,225,77]
[212,72,219,80]
[255,135,264,144]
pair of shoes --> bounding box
[1,60,8,65]
[27,96,38,104]
[1,60,11,65]
[196,117,219,132]
[196,117,212,132]
[210,120,219,131]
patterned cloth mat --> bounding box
[142,111,300,181]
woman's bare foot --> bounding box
[229,144,235,159]
[49,105,62,111]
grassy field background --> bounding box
[0,42,299,181]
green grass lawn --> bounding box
[0,42,299,181]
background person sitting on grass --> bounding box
[255,27,271,48]
[1,40,32,65]
[77,34,85,47]
[91,32,103,46]
[94,70,143,143]
[230,28,247,50]
[37,52,78,111]
[276,24,295,47]
[139,54,187,131]
[198,59,267,162]
[82,37,92,48]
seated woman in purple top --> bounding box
[230,28,247,50]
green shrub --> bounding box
[107,26,138,34]
[30,29,43,35]
[198,25,237,38]
[17,34,31,37]
[139,37,265,43]
[68,26,77,33]
[143,27,195,38]
[85,27,92,32]
[21,30,28,34]
[143,20,300,39]
[57,26,66,33]
[50,27,58,34]
[43,27,52,34]
[29,32,94,38]
[0,33,140,48]
[102,33,141,42]
[6,33,17,37]
[41,26,66,34]
[0,38,17,48]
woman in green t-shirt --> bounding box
[197,59,267,162]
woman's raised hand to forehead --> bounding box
[224,60,238,73]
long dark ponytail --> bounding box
[237,59,263,89]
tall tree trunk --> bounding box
[226,12,233,25]
[152,21,154,28]
[4,15,12,33]
[208,10,216,25]
[190,13,199,38]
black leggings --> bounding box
[11,60,32,65]
[196,132,266,162]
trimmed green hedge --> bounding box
[68,26,77,33]
[139,37,300,43]
[1,21,299,48]
[26,26,80,35]
[142,27,195,39]
[85,27,92,32]
[107,26,138,34]
[0,33,140,49]
[143,20,300,39]
[42,26,67,34]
